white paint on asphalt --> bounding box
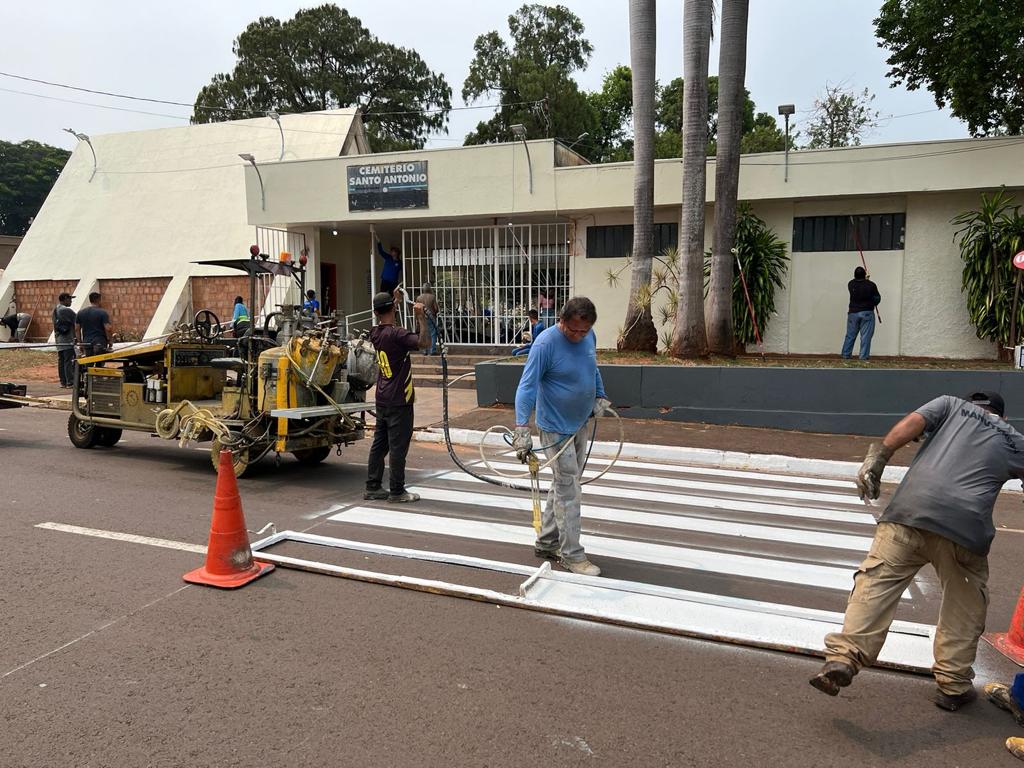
[328,507,870,592]
[433,472,878,525]
[34,522,206,553]
[480,461,861,504]
[405,486,874,552]
[579,457,858,489]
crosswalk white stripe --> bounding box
[581,457,858,490]
[481,462,861,505]
[328,507,866,592]
[434,472,878,526]
[406,486,874,552]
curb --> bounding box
[414,427,1023,493]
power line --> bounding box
[0,69,543,119]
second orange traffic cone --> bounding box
[985,586,1024,664]
[184,449,274,589]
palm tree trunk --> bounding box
[670,0,713,358]
[620,0,659,353]
[707,0,749,355]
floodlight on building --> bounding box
[239,153,265,210]
[509,124,533,194]
[267,111,284,161]
[777,104,796,183]
[332,229,338,236]
[63,127,97,183]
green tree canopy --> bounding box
[0,140,70,236]
[804,84,879,148]
[192,4,452,151]
[875,0,1024,136]
[586,65,634,162]
[462,3,597,144]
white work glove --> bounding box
[855,442,893,501]
[592,397,612,417]
[512,426,533,463]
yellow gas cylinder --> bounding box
[289,336,342,388]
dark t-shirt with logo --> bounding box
[369,323,419,407]
[881,396,1024,555]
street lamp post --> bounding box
[777,104,795,183]
[267,111,284,161]
[239,153,265,210]
[63,128,97,183]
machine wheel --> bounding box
[96,427,123,447]
[210,437,252,478]
[68,414,99,449]
[292,446,332,465]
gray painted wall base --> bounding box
[475,362,1024,436]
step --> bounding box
[410,364,476,377]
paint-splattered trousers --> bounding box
[537,425,589,562]
[824,521,989,694]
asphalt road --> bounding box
[4,404,1024,768]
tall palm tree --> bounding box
[670,0,713,358]
[707,0,749,355]
[619,0,659,352]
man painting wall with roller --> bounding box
[810,391,1024,711]
[512,296,610,577]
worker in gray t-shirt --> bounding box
[811,391,1024,712]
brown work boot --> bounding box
[934,686,977,711]
[985,683,1024,727]
[809,660,855,696]
[533,544,560,561]
[387,492,420,503]
[363,488,389,500]
[560,557,601,577]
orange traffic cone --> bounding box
[183,449,274,588]
[985,586,1024,664]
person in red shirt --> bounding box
[364,289,430,503]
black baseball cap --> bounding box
[967,391,1005,416]
[372,292,395,312]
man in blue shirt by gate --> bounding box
[512,296,610,577]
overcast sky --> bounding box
[2,0,966,153]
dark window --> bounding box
[792,213,905,252]
[586,223,679,258]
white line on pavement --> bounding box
[328,507,866,592]
[35,522,206,553]
[433,472,878,526]
[405,486,874,552]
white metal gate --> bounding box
[254,226,307,324]
[401,223,570,346]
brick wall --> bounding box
[190,276,270,328]
[97,277,172,339]
[12,279,80,340]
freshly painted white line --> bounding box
[406,486,874,552]
[35,522,206,553]
[433,472,878,526]
[419,428,1024,494]
[580,457,857,489]
[481,461,861,505]
[328,507,866,591]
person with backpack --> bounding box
[52,292,77,387]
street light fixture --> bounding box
[267,111,284,161]
[63,127,97,183]
[778,104,795,183]
[566,132,589,151]
[509,123,533,194]
[239,153,265,210]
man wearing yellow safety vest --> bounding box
[512,296,610,577]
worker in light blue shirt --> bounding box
[512,296,610,578]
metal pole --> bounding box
[784,114,790,183]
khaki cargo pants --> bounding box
[825,521,989,695]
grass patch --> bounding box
[592,351,1011,369]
